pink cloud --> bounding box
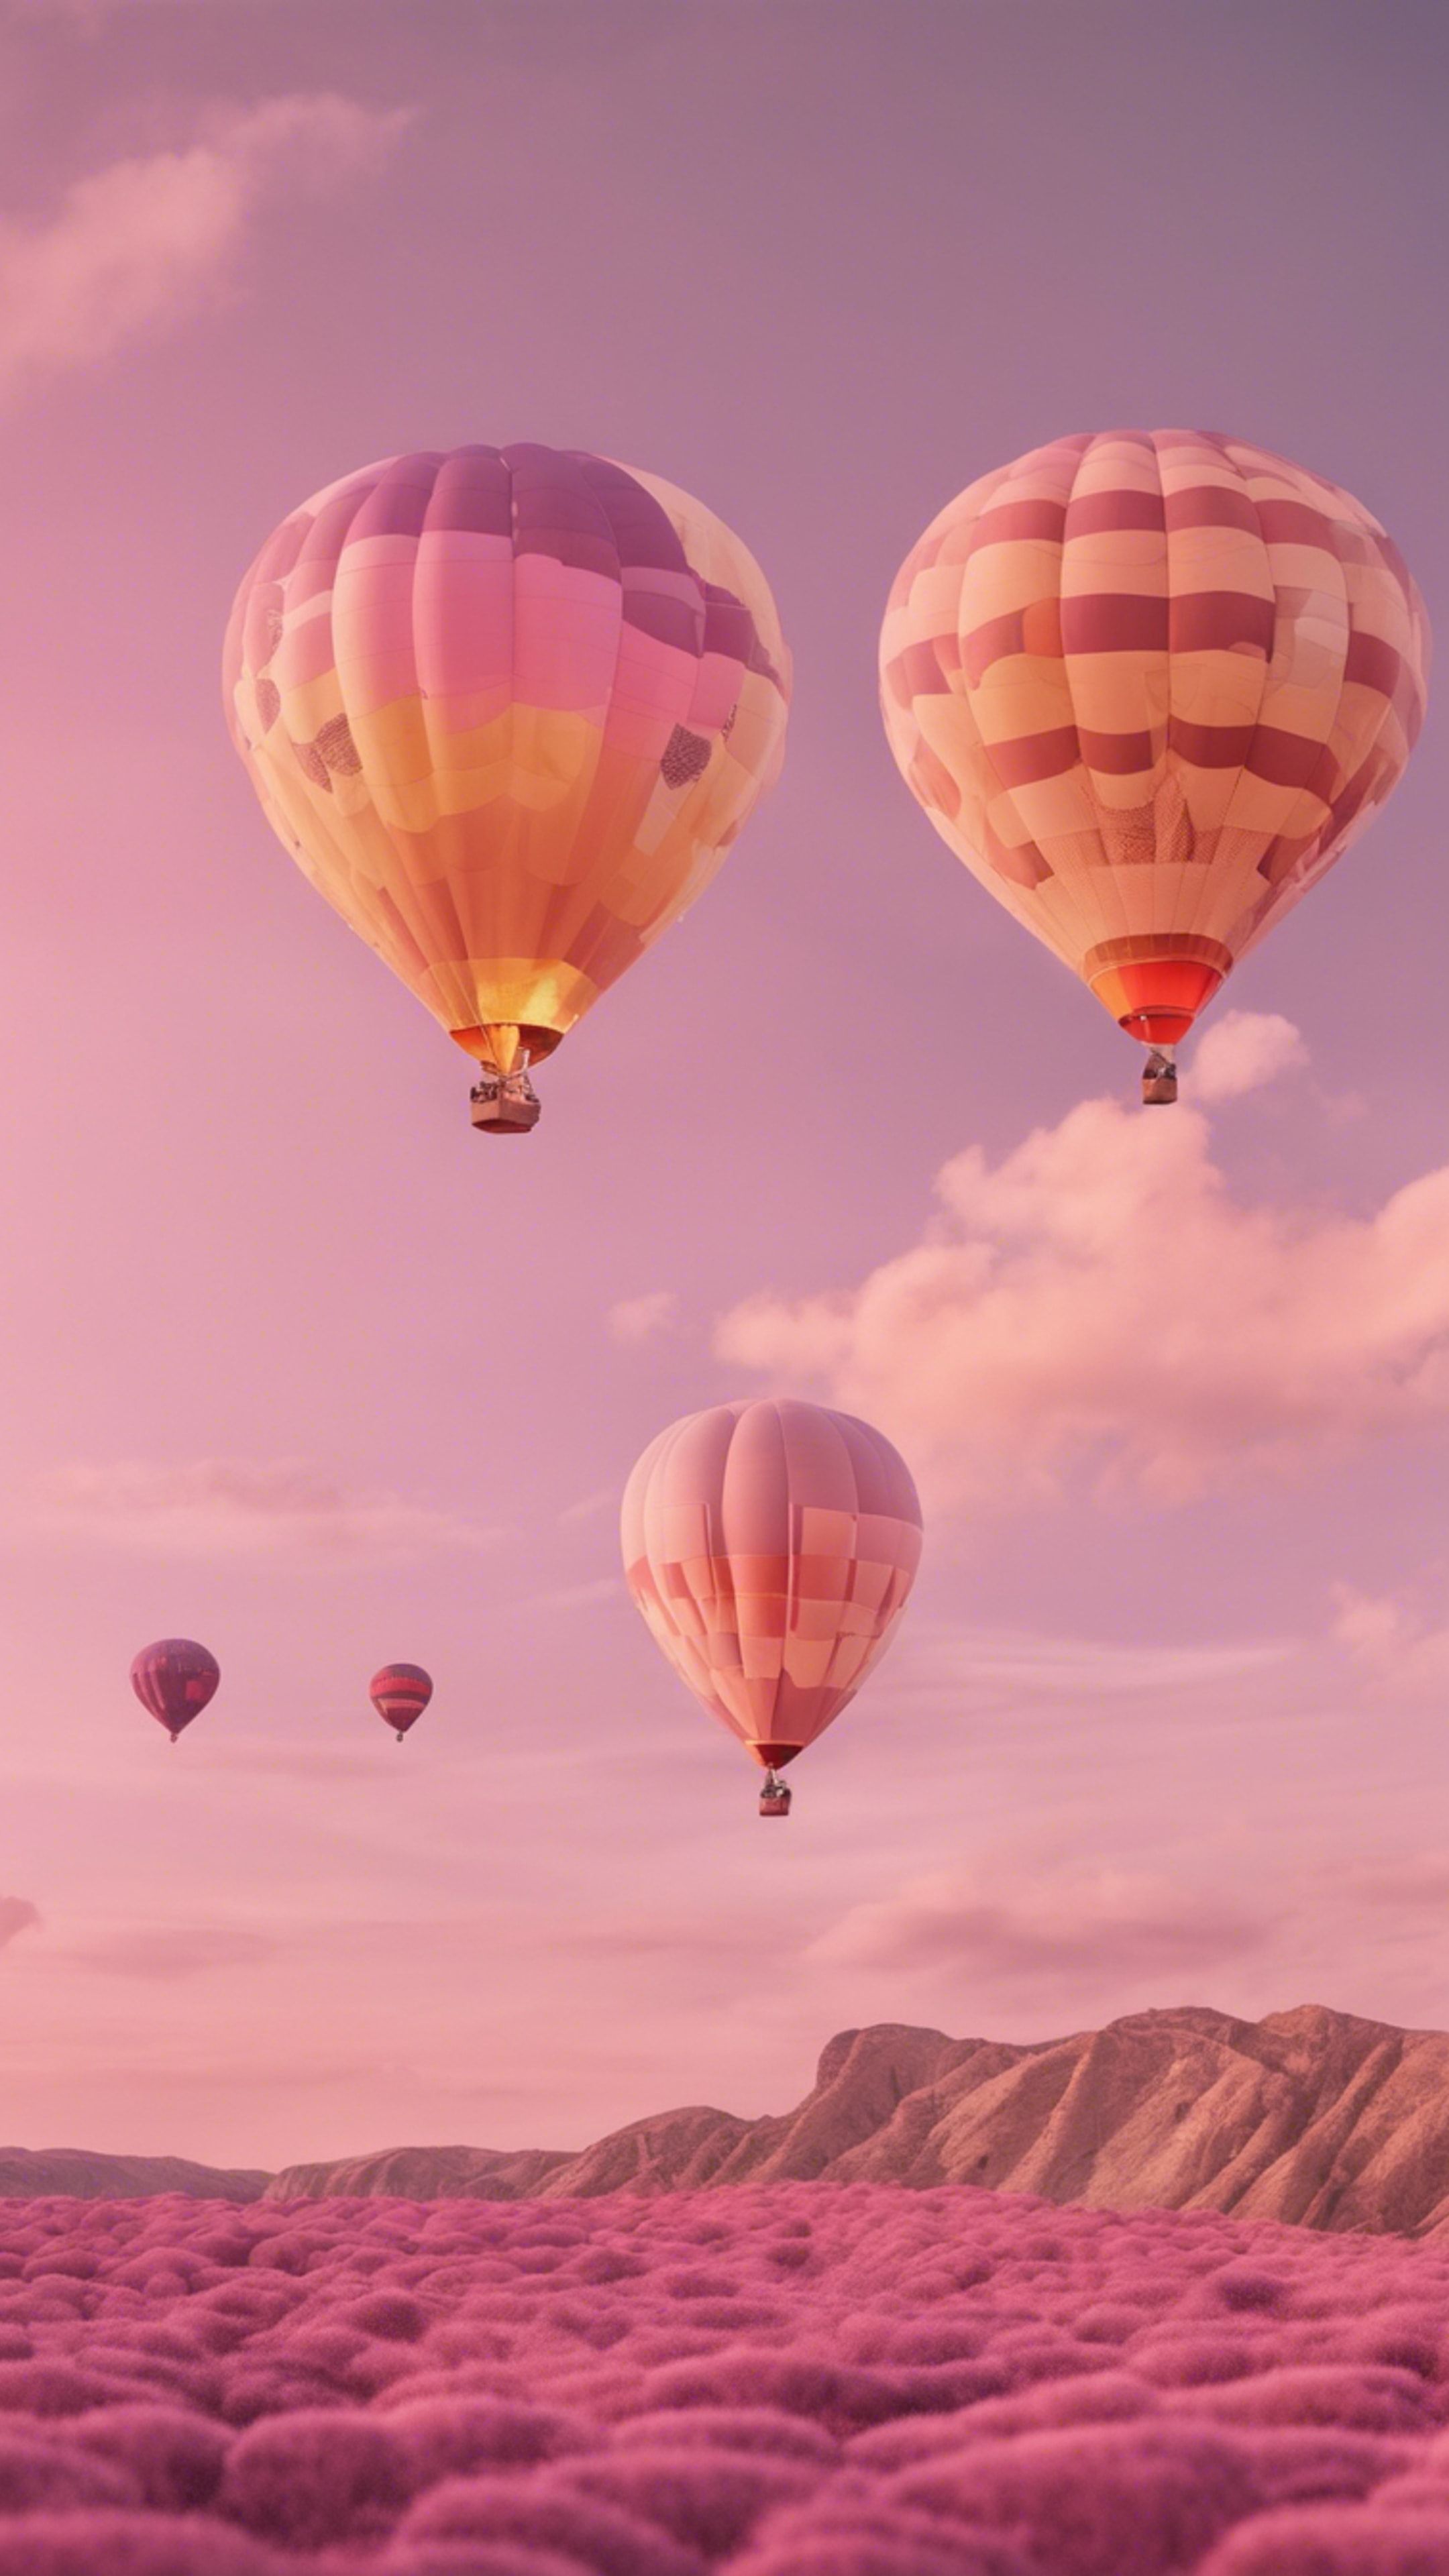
[892,1623,1291,1707]
[716,1098,1449,1509]
[0,1898,40,1953]
[1340,1854,1449,1909]
[193,1741,401,1782]
[1192,1011,1309,1104]
[809,1865,1273,1985]
[33,1458,497,1559]
[608,1291,679,1346]
[1332,1587,1449,1697]
[513,1578,623,1615]
[63,1925,278,1981]
[0,94,409,400]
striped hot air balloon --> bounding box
[225,445,790,1132]
[880,429,1430,1101]
[623,1400,922,1817]
[369,1664,433,1743]
[130,1640,220,1745]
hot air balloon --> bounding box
[622,1399,922,1817]
[225,445,790,1133]
[369,1663,433,1743]
[880,430,1430,1104]
[130,1640,220,1745]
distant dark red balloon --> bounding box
[370,1664,433,1743]
[130,1639,221,1743]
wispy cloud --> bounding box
[717,1095,1449,1511]
[64,1925,278,1981]
[810,1865,1273,1987]
[1340,1854,1449,1911]
[1332,1583,1449,1697]
[607,1290,678,1346]
[0,93,409,402]
[0,1897,40,1953]
[33,1458,497,1560]
[893,1623,1292,1705]
[185,1739,397,1782]
[511,1577,621,1616]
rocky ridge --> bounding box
[15,2003,1449,2234]
[266,2004,1449,2234]
[0,2147,270,2200]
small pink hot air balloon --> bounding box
[370,1664,433,1743]
[130,1640,221,1745]
[623,1399,923,1817]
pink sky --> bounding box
[1,0,1448,2169]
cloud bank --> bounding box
[0,94,408,400]
[810,1865,1272,1986]
[717,1089,1449,1509]
[35,1458,495,1559]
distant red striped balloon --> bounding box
[370,1664,433,1742]
[622,1399,922,1803]
[880,429,1430,1062]
[130,1640,221,1744]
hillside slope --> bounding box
[266,2002,1449,2237]
[0,2147,270,2200]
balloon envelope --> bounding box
[622,1399,922,1770]
[880,429,1430,1044]
[225,444,790,1075]
[130,1640,220,1741]
[370,1663,433,1739]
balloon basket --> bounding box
[470,1073,541,1136]
[1141,1049,1178,1107]
[759,1774,792,1819]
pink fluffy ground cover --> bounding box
[0,2189,1446,2571]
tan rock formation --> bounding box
[264,2003,1449,2235]
[0,2147,270,2200]
[24,2004,1449,2233]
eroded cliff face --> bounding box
[260,2004,1449,2237]
[17,2004,1449,2229]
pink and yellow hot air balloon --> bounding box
[880,430,1430,1103]
[622,1399,922,1817]
[225,445,790,1132]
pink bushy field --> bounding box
[0,2189,1446,2569]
